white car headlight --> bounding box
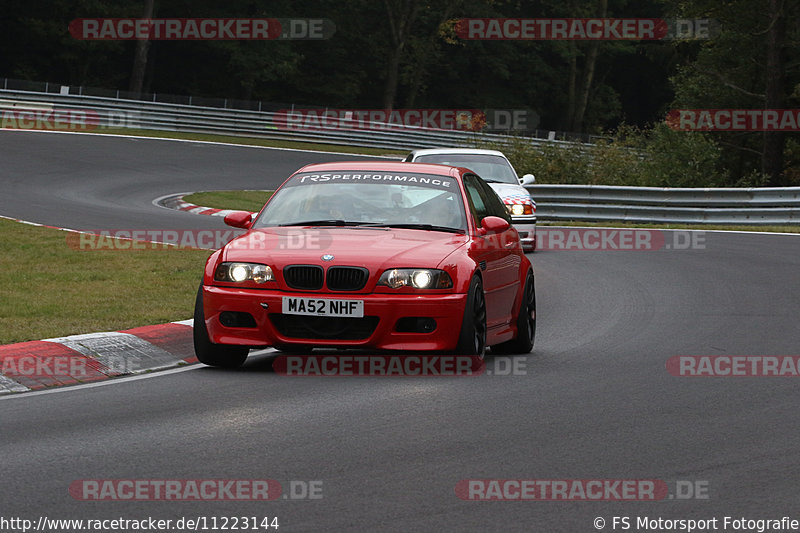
[377,268,453,289]
[215,262,274,284]
[506,202,534,216]
[230,264,249,282]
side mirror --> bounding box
[519,174,536,185]
[479,215,511,235]
[224,211,253,229]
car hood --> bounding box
[223,227,469,269]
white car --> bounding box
[404,148,537,251]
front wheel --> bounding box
[492,271,535,354]
[455,276,487,357]
[193,285,249,368]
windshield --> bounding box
[253,171,467,232]
[413,154,519,184]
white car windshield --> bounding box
[253,171,467,232]
[413,154,519,184]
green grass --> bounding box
[86,127,406,157]
[183,190,273,213]
[0,218,212,345]
[539,221,800,233]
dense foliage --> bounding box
[1,0,798,185]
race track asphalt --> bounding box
[2,130,800,532]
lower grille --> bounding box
[269,314,379,340]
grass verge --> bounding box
[0,217,211,345]
[183,190,273,212]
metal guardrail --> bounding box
[2,88,799,225]
[528,184,800,225]
[1,76,608,143]
[0,88,583,152]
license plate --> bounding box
[282,297,364,318]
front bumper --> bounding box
[202,285,468,351]
[511,218,537,251]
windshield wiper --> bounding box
[279,220,360,227]
[361,223,466,233]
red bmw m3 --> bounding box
[194,161,535,367]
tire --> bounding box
[193,285,249,368]
[492,271,535,354]
[455,275,487,357]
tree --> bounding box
[668,0,800,185]
[382,0,420,110]
[564,0,607,132]
[763,0,788,182]
[129,0,155,96]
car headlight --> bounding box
[214,262,274,284]
[506,203,533,216]
[377,268,453,289]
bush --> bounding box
[641,123,727,187]
[470,135,591,184]
[469,124,729,187]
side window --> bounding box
[463,174,490,225]
[477,179,512,223]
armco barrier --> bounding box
[2,89,799,225]
[0,88,580,151]
[528,184,800,225]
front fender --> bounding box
[203,249,224,285]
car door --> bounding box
[463,174,521,330]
